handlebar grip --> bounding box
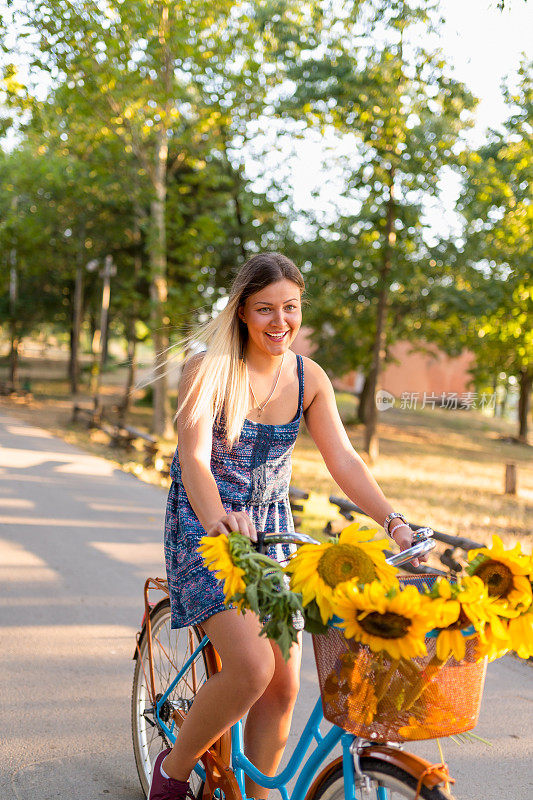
[289,486,310,500]
[385,538,436,567]
[254,531,321,552]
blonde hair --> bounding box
[179,253,305,448]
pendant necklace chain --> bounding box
[248,353,285,417]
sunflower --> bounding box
[475,617,510,662]
[467,535,532,615]
[397,703,459,741]
[331,581,435,661]
[507,606,533,659]
[198,534,246,604]
[322,670,343,705]
[285,523,398,624]
[430,576,492,662]
[322,661,378,727]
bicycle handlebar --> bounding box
[257,531,321,549]
[256,529,436,566]
[328,495,483,552]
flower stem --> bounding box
[403,656,448,711]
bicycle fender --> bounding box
[358,746,452,791]
[201,748,243,800]
[304,748,451,797]
[132,597,169,660]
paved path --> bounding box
[0,412,531,800]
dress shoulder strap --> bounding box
[296,354,304,417]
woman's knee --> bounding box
[202,610,276,701]
[267,667,300,710]
[225,645,276,700]
[261,639,302,710]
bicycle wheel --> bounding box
[131,599,209,798]
[309,760,456,800]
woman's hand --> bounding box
[206,511,257,542]
[390,523,429,568]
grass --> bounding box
[291,406,532,545]
[1,367,531,548]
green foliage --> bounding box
[2,1,301,381]
[1,0,531,444]
[277,0,477,381]
[225,533,304,660]
[421,59,532,435]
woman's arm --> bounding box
[302,358,415,554]
[177,358,257,540]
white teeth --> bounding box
[266,332,287,339]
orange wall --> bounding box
[291,329,475,396]
[379,340,475,396]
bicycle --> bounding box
[132,531,478,800]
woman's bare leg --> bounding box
[162,609,275,781]
[243,634,302,799]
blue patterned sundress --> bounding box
[164,354,305,629]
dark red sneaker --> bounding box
[149,749,191,800]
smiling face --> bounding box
[238,279,303,358]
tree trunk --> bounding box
[100,265,112,367]
[499,380,508,418]
[101,317,110,365]
[221,124,247,261]
[8,255,19,391]
[364,168,395,463]
[233,184,247,262]
[150,125,172,438]
[9,327,20,391]
[69,261,84,394]
[357,372,372,424]
[119,210,143,423]
[517,369,532,443]
[120,330,137,424]
[149,4,173,439]
[492,374,498,417]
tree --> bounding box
[431,60,532,441]
[0,148,74,386]
[15,0,306,435]
[278,0,476,459]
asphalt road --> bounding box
[0,411,532,800]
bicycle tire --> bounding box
[131,599,209,798]
[308,759,456,800]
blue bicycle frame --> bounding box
[154,636,360,800]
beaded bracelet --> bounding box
[389,521,411,538]
[383,511,408,539]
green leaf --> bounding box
[303,601,329,635]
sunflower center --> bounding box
[317,543,377,588]
[358,611,410,639]
[473,559,514,598]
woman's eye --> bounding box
[285,305,297,311]
[259,307,271,313]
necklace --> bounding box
[248,353,285,417]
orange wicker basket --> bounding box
[312,575,488,742]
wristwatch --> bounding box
[383,512,408,539]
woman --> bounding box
[151,252,418,800]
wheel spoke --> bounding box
[132,603,209,798]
